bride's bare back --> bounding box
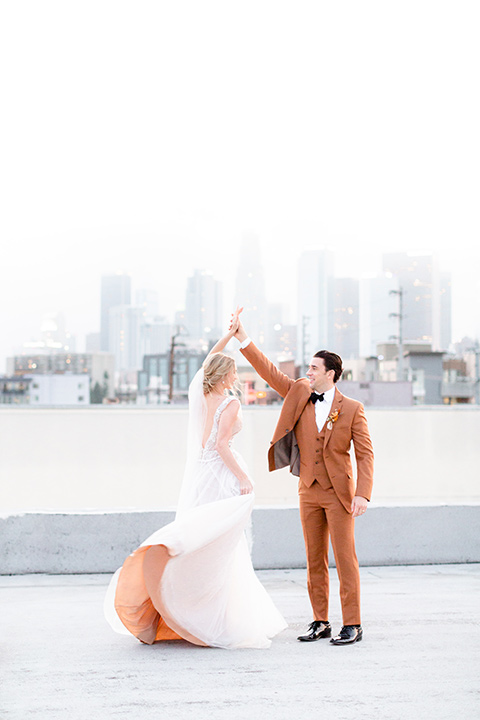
[202,393,240,448]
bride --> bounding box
[104,310,287,649]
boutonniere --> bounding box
[326,409,340,430]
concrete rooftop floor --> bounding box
[1,564,479,720]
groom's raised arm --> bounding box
[235,322,294,399]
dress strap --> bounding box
[213,397,239,430]
[215,395,237,417]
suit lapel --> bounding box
[304,394,317,432]
[323,388,343,450]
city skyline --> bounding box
[1,2,479,369]
[2,245,460,372]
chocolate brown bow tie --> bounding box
[310,392,325,403]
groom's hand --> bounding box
[230,308,247,343]
[351,496,368,518]
[234,319,247,343]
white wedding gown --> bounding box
[104,383,287,649]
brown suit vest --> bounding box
[302,408,333,491]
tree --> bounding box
[90,382,104,404]
[102,371,109,399]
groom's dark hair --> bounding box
[313,350,343,383]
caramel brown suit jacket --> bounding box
[241,342,374,512]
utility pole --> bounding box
[302,315,310,377]
[390,287,405,381]
[168,325,185,403]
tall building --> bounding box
[329,277,360,359]
[100,274,131,352]
[39,312,74,350]
[297,249,334,368]
[140,316,173,357]
[359,274,399,357]
[234,235,267,348]
[135,289,159,319]
[261,303,297,358]
[21,312,76,354]
[382,252,449,350]
[108,305,144,372]
[184,270,223,343]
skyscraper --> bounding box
[108,305,144,372]
[329,277,360,359]
[359,274,399,357]
[135,289,159,320]
[184,270,223,343]
[297,249,334,368]
[100,274,131,352]
[234,235,267,348]
[141,316,172,356]
[382,252,451,350]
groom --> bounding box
[234,319,374,645]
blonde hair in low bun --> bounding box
[203,353,236,395]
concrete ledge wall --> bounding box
[2,406,480,512]
[1,505,479,574]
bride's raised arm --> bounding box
[206,306,243,357]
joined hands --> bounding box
[229,306,247,343]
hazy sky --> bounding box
[1,1,479,369]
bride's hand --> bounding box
[229,306,247,342]
[229,305,243,331]
[239,476,253,495]
[225,318,239,339]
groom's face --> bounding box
[307,357,335,393]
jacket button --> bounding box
[315,461,318,464]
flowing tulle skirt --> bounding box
[104,492,287,649]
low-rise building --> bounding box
[0,377,32,405]
[337,380,413,406]
[8,352,115,398]
[404,351,445,404]
[25,374,90,406]
[138,350,205,403]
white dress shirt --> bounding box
[238,336,252,350]
[312,386,335,432]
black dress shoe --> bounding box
[330,625,363,645]
[297,621,332,642]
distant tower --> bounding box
[135,289,159,320]
[297,249,334,368]
[184,270,223,343]
[234,234,267,347]
[39,311,75,351]
[108,305,144,372]
[330,277,360,359]
[101,274,131,352]
[359,274,399,357]
[382,252,446,350]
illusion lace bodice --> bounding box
[201,396,242,460]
